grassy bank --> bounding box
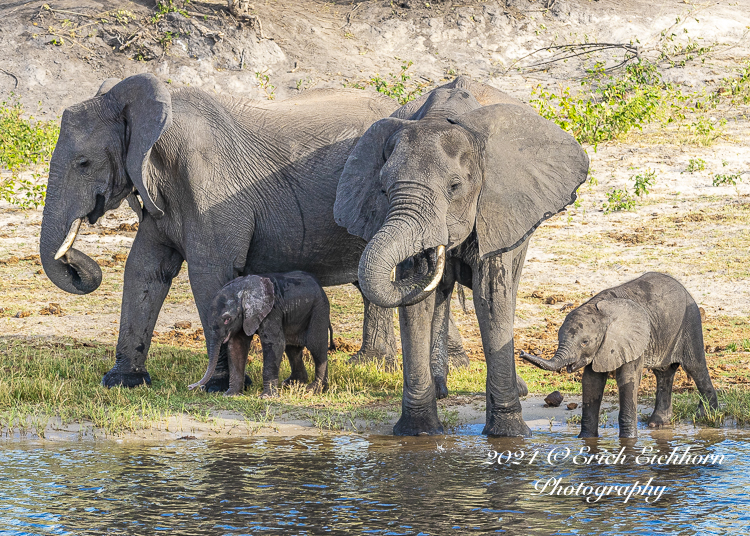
[0,329,748,437]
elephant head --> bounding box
[334,87,590,308]
[188,276,275,390]
[521,298,651,373]
[40,74,171,294]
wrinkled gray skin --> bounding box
[189,272,333,397]
[40,74,414,391]
[521,272,719,438]
[334,77,589,436]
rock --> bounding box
[567,402,578,410]
[544,390,563,407]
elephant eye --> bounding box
[581,339,590,347]
[77,158,90,168]
[448,179,462,194]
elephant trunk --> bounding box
[40,193,103,295]
[520,345,576,373]
[358,219,446,309]
[189,338,223,391]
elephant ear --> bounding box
[334,117,408,241]
[454,104,589,258]
[593,298,651,373]
[104,73,171,219]
[241,276,275,337]
[95,78,121,97]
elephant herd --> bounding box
[40,73,593,437]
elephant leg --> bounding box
[259,317,286,399]
[226,334,252,396]
[447,312,470,369]
[393,291,443,436]
[350,282,399,370]
[283,345,309,387]
[616,358,644,438]
[102,226,183,388]
[579,364,608,438]
[681,333,719,416]
[306,308,330,393]
[430,270,456,400]
[648,363,680,428]
[473,243,531,437]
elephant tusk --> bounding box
[390,266,396,282]
[422,245,446,293]
[54,218,82,260]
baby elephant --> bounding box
[521,272,718,438]
[189,271,334,397]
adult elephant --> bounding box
[40,73,413,390]
[334,77,589,436]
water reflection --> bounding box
[0,428,748,534]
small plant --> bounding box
[713,172,743,199]
[151,0,189,23]
[348,60,430,105]
[603,188,636,214]
[689,116,724,145]
[158,31,179,52]
[255,70,276,100]
[686,158,706,172]
[565,413,582,424]
[632,168,657,197]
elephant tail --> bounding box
[328,323,336,352]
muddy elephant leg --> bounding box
[282,345,309,387]
[350,283,399,370]
[393,290,443,436]
[430,275,456,401]
[579,364,608,438]
[648,363,680,428]
[102,225,183,388]
[616,358,644,438]
[473,242,531,437]
[226,334,252,396]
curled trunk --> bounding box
[520,346,576,373]
[358,220,446,309]
[40,210,102,295]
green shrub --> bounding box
[632,168,657,197]
[0,96,58,209]
[603,188,636,214]
[686,158,706,172]
[348,60,429,105]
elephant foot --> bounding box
[578,429,599,438]
[618,429,638,439]
[223,389,243,397]
[204,374,252,393]
[282,376,308,388]
[393,406,444,436]
[101,367,151,388]
[434,375,449,400]
[647,411,672,428]
[260,389,279,399]
[306,380,327,394]
[348,350,399,372]
[483,412,531,438]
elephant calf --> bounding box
[189,272,334,397]
[521,272,718,438]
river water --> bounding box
[0,426,748,535]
